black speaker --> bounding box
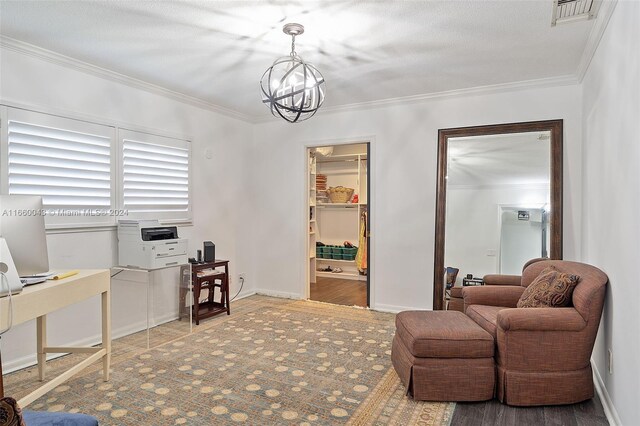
[204,241,215,262]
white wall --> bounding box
[251,84,583,312]
[445,185,548,282]
[0,47,254,370]
[581,1,640,423]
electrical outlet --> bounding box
[608,349,613,374]
[239,273,246,281]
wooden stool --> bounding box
[180,260,230,325]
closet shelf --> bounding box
[317,203,363,208]
[316,258,355,263]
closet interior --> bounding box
[308,143,369,307]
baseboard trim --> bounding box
[373,303,431,314]
[3,311,179,374]
[254,289,302,300]
[592,360,622,426]
[232,290,257,301]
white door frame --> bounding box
[302,136,376,309]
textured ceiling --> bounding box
[447,132,551,186]
[0,1,595,119]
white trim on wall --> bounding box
[592,360,623,426]
[0,36,252,123]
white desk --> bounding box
[0,269,111,407]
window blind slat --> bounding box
[124,197,189,205]
[9,153,110,172]
[39,195,111,206]
[123,140,188,157]
[9,132,111,156]
[8,120,112,211]
[123,182,188,191]
[124,189,188,198]
[10,175,110,189]
[123,148,188,164]
[123,173,188,185]
[9,184,110,198]
[10,164,110,181]
[10,121,111,147]
[123,158,188,172]
[123,165,188,179]
[9,143,110,164]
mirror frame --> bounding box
[433,119,563,310]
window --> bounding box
[1,107,192,229]
[119,129,191,223]
[2,107,116,228]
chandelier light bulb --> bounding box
[260,23,326,123]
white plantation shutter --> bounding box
[3,108,115,227]
[120,129,191,222]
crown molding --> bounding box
[0,36,253,123]
[253,74,578,123]
[316,75,579,117]
[2,34,584,125]
[576,0,618,82]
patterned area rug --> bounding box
[9,296,453,425]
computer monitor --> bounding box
[0,195,50,277]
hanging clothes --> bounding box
[356,211,368,272]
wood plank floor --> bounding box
[451,394,609,425]
[310,276,367,307]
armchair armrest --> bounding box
[482,274,521,286]
[463,285,525,309]
[497,308,587,332]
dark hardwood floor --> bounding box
[310,278,608,425]
[451,394,609,426]
[310,276,367,307]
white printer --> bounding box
[117,220,188,269]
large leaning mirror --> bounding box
[433,120,563,310]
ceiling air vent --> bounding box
[551,0,598,26]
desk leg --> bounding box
[189,264,193,334]
[101,290,111,381]
[146,272,151,350]
[0,338,4,398]
[225,264,230,315]
[36,315,47,381]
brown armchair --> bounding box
[462,259,608,406]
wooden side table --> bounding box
[180,260,230,325]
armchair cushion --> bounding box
[482,274,521,286]
[497,307,586,332]
[517,266,579,308]
[463,285,525,309]
[465,305,504,338]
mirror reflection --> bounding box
[444,131,551,285]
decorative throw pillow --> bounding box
[517,266,580,308]
[0,397,25,426]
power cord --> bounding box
[229,276,244,303]
[0,272,14,335]
[110,269,124,279]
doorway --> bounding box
[307,142,370,307]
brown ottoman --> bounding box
[391,310,495,401]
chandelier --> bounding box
[260,23,326,123]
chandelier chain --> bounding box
[290,34,296,57]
